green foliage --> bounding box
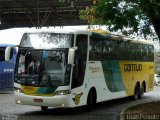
[95,0,142,31]
[80,0,160,40]
[58,0,66,3]
[58,0,92,3]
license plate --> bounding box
[33,99,43,103]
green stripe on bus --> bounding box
[101,60,125,92]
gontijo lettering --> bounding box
[124,64,142,72]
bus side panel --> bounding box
[88,61,127,103]
[0,62,14,89]
[0,47,16,90]
[87,61,154,103]
[120,61,154,96]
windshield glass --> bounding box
[0,47,5,61]
[15,49,71,87]
[20,33,74,49]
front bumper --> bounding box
[15,92,73,108]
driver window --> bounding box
[72,34,88,88]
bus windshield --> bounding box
[20,33,74,49]
[0,47,5,61]
[15,49,71,87]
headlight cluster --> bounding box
[14,87,23,93]
[54,90,70,95]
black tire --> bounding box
[41,106,48,111]
[86,90,93,112]
[139,84,145,99]
[133,84,140,100]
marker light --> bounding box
[14,87,23,93]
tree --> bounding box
[81,0,160,40]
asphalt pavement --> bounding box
[0,86,160,120]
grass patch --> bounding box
[122,102,160,120]
[124,102,160,114]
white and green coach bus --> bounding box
[5,29,154,111]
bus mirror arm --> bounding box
[5,45,19,61]
[5,47,12,61]
[68,47,78,66]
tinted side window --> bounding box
[148,45,154,61]
[0,47,5,61]
[89,37,102,60]
[89,37,154,61]
[102,40,111,60]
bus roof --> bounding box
[23,29,153,45]
[91,31,154,45]
[0,44,15,47]
[23,29,90,35]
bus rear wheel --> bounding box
[133,84,140,100]
[41,106,48,111]
[139,83,145,99]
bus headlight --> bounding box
[54,90,70,95]
[14,87,23,93]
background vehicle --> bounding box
[154,74,160,85]
[5,30,155,111]
[0,44,17,90]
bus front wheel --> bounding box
[86,88,97,112]
[86,90,93,112]
[41,106,48,111]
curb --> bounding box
[119,105,128,120]
[119,102,147,120]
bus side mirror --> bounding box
[68,47,78,65]
[5,47,12,61]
